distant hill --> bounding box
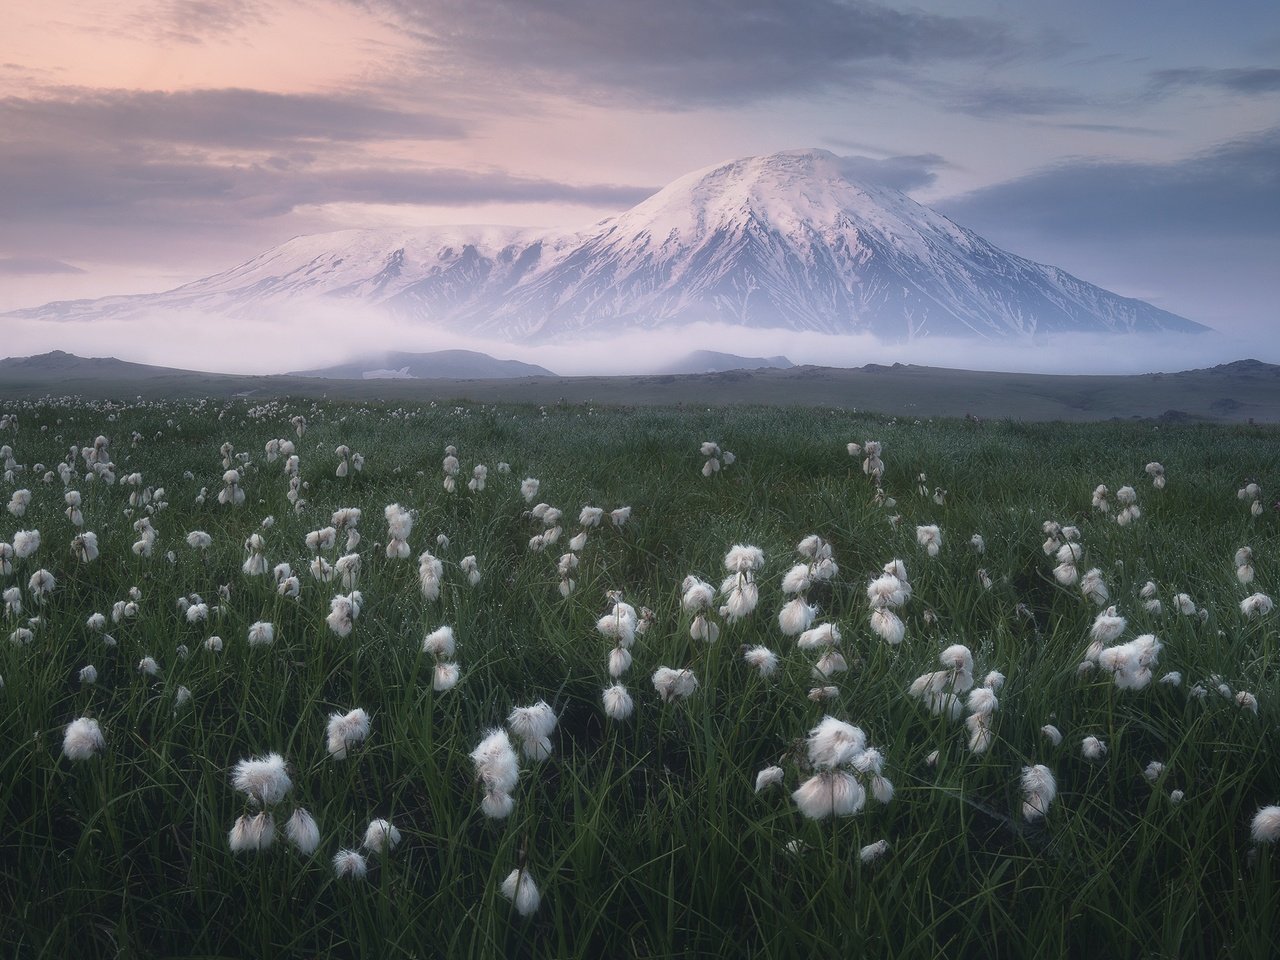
[2,351,1278,422]
[0,350,186,379]
[288,350,555,380]
[660,351,794,374]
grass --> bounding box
[0,397,1277,959]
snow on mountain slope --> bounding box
[7,149,1206,340]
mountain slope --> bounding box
[289,350,555,380]
[7,149,1206,341]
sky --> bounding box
[2,0,1278,372]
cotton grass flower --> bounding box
[1020,764,1057,821]
[1240,593,1273,618]
[231,753,292,806]
[1097,634,1162,690]
[13,529,40,559]
[460,554,481,586]
[792,771,864,819]
[418,551,444,600]
[285,808,321,854]
[422,624,456,658]
[332,849,368,878]
[229,812,275,852]
[428,661,460,691]
[326,708,371,760]
[743,645,779,678]
[1251,806,1280,843]
[470,729,519,818]
[79,664,97,685]
[601,683,634,720]
[1087,606,1127,660]
[62,717,106,760]
[384,503,412,558]
[915,525,942,557]
[70,532,99,562]
[247,621,275,647]
[508,701,557,761]
[1235,546,1255,585]
[501,867,541,916]
[28,569,56,601]
[755,766,785,792]
[652,666,698,702]
[1081,736,1107,760]
[778,597,817,636]
[1079,567,1108,605]
[860,839,890,864]
[325,592,363,637]
[362,818,401,853]
[1040,724,1063,746]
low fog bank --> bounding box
[3,308,1272,379]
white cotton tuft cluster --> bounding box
[907,644,975,718]
[652,666,698,702]
[699,440,736,477]
[326,708,371,760]
[1240,593,1273,619]
[470,728,520,818]
[682,575,720,642]
[601,683,634,720]
[860,440,884,482]
[231,753,292,806]
[324,591,362,637]
[743,645,779,678]
[508,701,557,761]
[1020,764,1057,821]
[1097,634,1162,690]
[1235,546,1254,585]
[790,716,894,820]
[418,551,444,601]
[62,717,106,760]
[385,504,412,559]
[1237,482,1264,518]
[422,625,461,692]
[915,525,942,558]
[1115,486,1141,526]
[867,560,911,645]
[719,544,764,624]
[501,867,542,916]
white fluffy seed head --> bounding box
[285,808,321,854]
[62,717,106,760]
[500,867,541,916]
[362,818,402,853]
[602,683,634,720]
[231,753,292,806]
[332,849,368,878]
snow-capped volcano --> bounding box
[8,149,1205,340]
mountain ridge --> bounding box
[7,149,1207,341]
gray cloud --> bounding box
[137,0,269,44]
[936,129,1280,335]
[0,88,465,150]
[835,153,945,192]
[949,83,1097,118]
[0,147,654,224]
[0,142,655,272]
[939,126,1280,239]
[364,0,1013,106]
[1150,67,1280,95]
[0,257,86,276]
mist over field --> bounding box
[2,310,1265,379]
